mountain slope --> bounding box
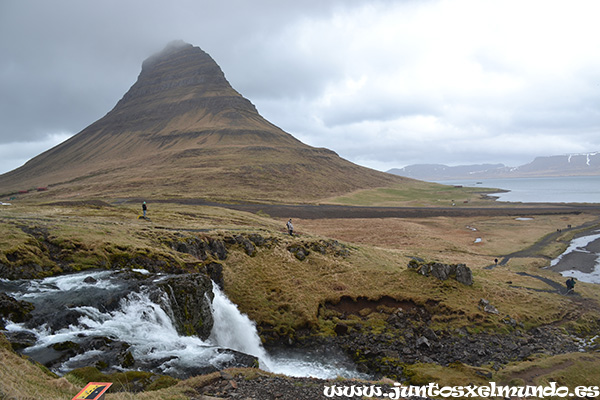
[0,41,407,202]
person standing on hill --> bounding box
[286,219,294,236]
[142,201,147,218]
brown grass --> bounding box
[292,213,594,267]
[2,199,600,399]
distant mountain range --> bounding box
[388,152,600,181]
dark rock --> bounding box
[408,261,473,285]
[310,243,327,254]
[37,336,134,372]
[455,264,473,285]
[0,293,34,326]
[205,262,224,289]
[422,328,439,341]
[2,330,38,349]
[416,336,430,348]
[287,245,309,261]
[248,234,266,247]
[153,273,214,340]
[172,236,210,260]
[209,239,227,260]
[334,323,349,336]
[430,263,453,280]
[0,262,44,280]
[52,340,81,352]
[235,235,257,256]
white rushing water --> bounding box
[2,270,366,379]
[209,284,366,379]
[209,284,269,363]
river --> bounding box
[0,270,367,380]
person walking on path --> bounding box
[286,219,294,236]
[142,201,147,218]
[565,277,576,294]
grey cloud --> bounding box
[1,0,600,175]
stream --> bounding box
[0,269,367,380]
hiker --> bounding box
[142,201,147,218]
[566,277,576,293]
[286,219,294,236]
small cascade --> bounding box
[1,270,367,380]
[209,284,271,366]
[209,283,370,379]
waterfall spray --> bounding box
[208,283,273,370]
[2,270,367,379]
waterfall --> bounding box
[208,284,271,367]
[1,270,368,379]
[208,284,370,379]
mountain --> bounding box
[388,164,507,181]
[0,41,406,202]
[389,152,600,181]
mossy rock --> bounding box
[155,273,214,340]
[66,366,178,392]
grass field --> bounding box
[1,196,600,398]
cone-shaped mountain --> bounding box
[0,41,407,202]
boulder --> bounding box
[235,235,257,257]
[154,273,214,340]
[0,293,34,327]
[2,329,38,349]
[287,245,309,261]
[334,323,349,336]
[430,263,453,280]
[455,264,473,285]
[416,336,430,348]
[479,299,499,314]
[408,261,473,285]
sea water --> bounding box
[437,175,600,203]
[437,176,600,283]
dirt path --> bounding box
[158,199,600,219]
[488,217,600,268]
[487,217,600,303]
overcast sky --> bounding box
[2,0,600,175]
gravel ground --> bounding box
[189,371,432,400]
